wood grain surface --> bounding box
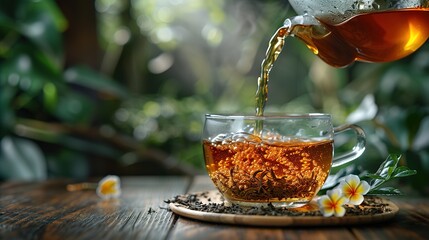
[0,176,428,240]
[170,176,429,240]
[0,177,190,240]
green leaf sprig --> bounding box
[363,154,417,195]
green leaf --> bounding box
[64,66,129,99]
[387,166,395,178]
[43,82,58,112]
[392,166,417,178]
[371,154,401,188]
[0,86,16,135]
[367,187,402,196]
[15,0,66,67]
[55,91,95,123]
[0,136,47,180]
[0,47,64,115]
[363,154,417,195]
[0,9,17,32]
[362,173,385,180]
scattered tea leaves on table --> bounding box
[164,191,392,217]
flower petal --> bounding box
[321,207,334,217]
[336,195,349,206]
[317,196,334,217]
[318,195,332,207]
[338,174,371,205]
[357,180,371,195]
[345,174,360,188]
[318,189,350,217]
[348,193,364,205]
[334,205,346,217]
[340,184,353,199]
[96,175,121,199]
[327,188,344,202]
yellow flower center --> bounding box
[100,179,117,195]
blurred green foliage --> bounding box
[0,0,128,179]
[0,0,428,195]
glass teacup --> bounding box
[202,114,365,208]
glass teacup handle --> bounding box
[332,124,366,167]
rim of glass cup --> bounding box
[205,113,331,120]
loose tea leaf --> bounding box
[164,191,392,217]
[203,139,333,204]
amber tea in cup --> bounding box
[202,114,365,208]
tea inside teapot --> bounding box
[286,0,429,67]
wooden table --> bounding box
[0,176,428,240]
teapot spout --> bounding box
[284,14,356,67]
[284,13,319,28]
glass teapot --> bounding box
[285,0,429,67]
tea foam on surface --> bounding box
[209,125,321,145]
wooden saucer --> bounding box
[169,190,399,227]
